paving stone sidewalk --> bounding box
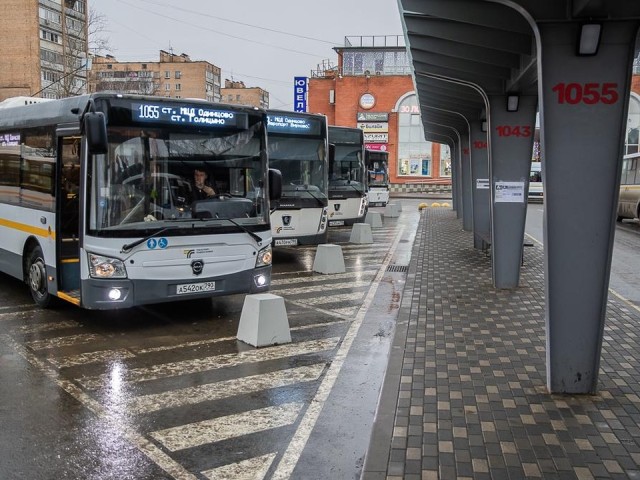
[362,208,640,480]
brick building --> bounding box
[221,80,269,109]
[308,36,452,190]
[88,50,221,102]
[0,0,89,101]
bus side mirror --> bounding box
[268,168,282,200]
[329,143,335,162]
[84,112,108,155]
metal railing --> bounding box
[343,35,406,48]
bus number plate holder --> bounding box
[176,281,216,294]
[275,239,298,246]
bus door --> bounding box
[57,136,81,294]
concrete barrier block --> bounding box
[312,244,345,274]
[365,211,383,228]
[237,293,291,347]
[349,223,374,244]
[384,203,400,218]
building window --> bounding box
[228,95,233,101]
[397,94,432,177]
[440,145,452,177]
[141,64,147,69]
[236,95,241,101]
[175,71,181,79]
[165,84,171,91]
[164,71,170,79]
[175,84,181,91]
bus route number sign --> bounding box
[133,102,241,127]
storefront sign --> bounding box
[363,132,388,143]
[357,122,388,132]
[365,143,388,151]
[293,76,307,112]
[357,112,388,121]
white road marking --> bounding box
[201,453,277,480]
[271,280,371,296]
[26,333,103,350]
[271,226,406,479]
[127,364,326,414]
[151,402,303,452]
[78,337,340,390]
[0,334,198,480]
[270,269,377,286]
[296,291,365,305]
[12,320,80,334]
[49,348,137,368]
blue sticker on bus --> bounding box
[158,238,168,249]
[147,238,157,249]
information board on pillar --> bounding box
[494,181,525,203]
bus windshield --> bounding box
[268,136,326,198]
[89,124,267,236]
[331,144,365,191]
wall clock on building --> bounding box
[359,93,375,110]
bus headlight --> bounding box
[256,245,272,267]
[88,253,127,279]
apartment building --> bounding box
[221,80,269,109]
[0,0,89,101]
[88,50,222,102]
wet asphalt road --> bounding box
[0,198,424,480]
[3,199,640,480]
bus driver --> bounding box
[192,168,216,200]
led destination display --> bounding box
[132,102,246,128]
[267,114,322,136]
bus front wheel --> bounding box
[27,246,52,308]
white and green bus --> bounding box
[327,126,368,226]
[0,93,281,309]
[267,111,329,246]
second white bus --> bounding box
[267,111,329,246]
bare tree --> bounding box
[51,7,112,98]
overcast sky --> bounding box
[93,0,405,109]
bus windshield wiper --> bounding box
[224,218,263,244]
[294,185,325,207]
[347,181,365,196]
[121,226,173,253]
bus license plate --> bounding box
[275,239,298,246]
[329,220,344,226]
[176,281,216,295]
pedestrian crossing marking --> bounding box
[50,348,137,369]
[270,269,377,285]
[78,337,341,390]
[127,364,326,414]
[151,402,303,451]
[200,453,276,480]
[26,333,103,350]
[12,320,80,334]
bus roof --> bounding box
[0,93,267,131]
